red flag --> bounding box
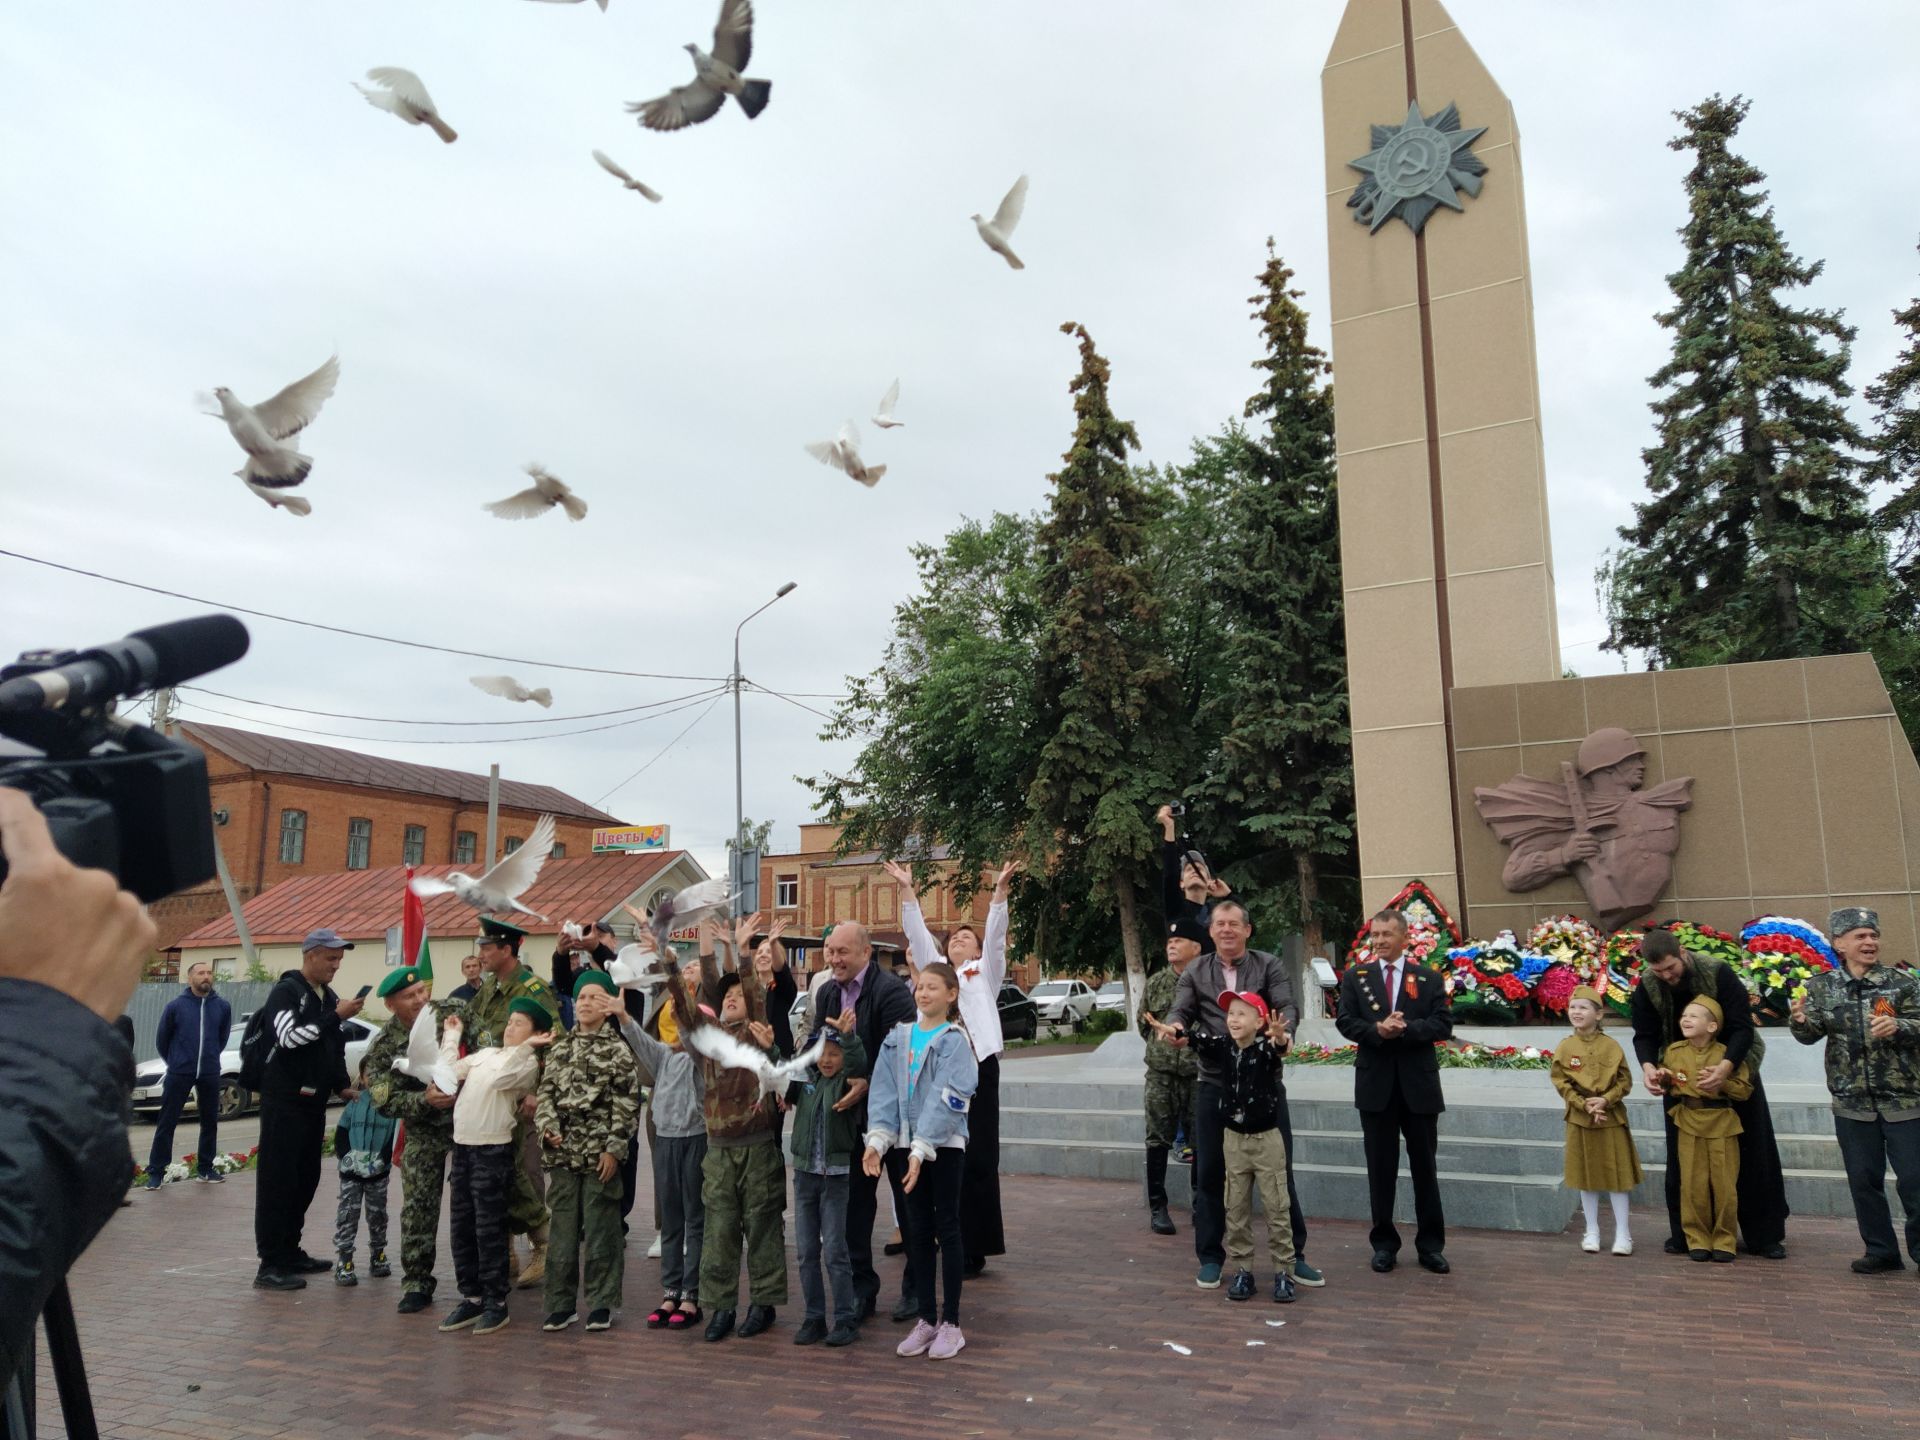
[402,866,431,982]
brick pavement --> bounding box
[33,1151,1920,1440]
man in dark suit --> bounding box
[814,920,915,1323]
[1165,901,1322,1290]
[1335,908,1452,1274]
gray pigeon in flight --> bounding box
[626,0,770,131]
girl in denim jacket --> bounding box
[863,961,978,1360]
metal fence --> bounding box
[123,981,277,1063]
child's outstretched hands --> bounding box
[825,1005,857,1037]
[1265,1011,1291,1048]
[747,1020,775,1050]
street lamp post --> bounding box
[732,580,797,915]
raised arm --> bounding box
[982,861,1016,987]
[885,861,942,977]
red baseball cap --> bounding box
[1218,990,1268,1020]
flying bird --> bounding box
[971,175,1029,270]
[625,0,770,131]
[353,67,459,143]
[470,675,553,708]
[483,464,588,522]
[212,354,340,517]
[804,421,887,488]
[639,878,731,955]
[591,149,662,201]
[871,379,904,429]
[683,1022,829,1099]
[408,814,557,918]
[390,1000,461,1098]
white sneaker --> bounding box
[1581,1232,1601,1253]
[1612,1236,1634,1256]
[646,1235,663,1259]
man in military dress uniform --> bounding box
[363,963,490,1314]
[468,917,562,1287]
[1139,918,1204,1236]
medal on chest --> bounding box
[1567,1055,1583,1070]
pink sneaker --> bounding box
[896,1320,937,1357]
[928,1322,966,1360]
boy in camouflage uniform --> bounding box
[332,1056,398,1286]
[534,969,640,1331]
[364,964,488,1314]
[1140,918,1205,1235]
[1791,907,1920,1274]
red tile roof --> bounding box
[174,852,694,947]
[178,722,621,823]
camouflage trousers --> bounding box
[544,1166,625,1314]
[398,1131,451,1298]
[507,1112,550,1236]
[699,1139,788,1311]
[334,1168,390,1261]
[1144,1068,1197,1151]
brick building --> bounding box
[758,823,1035,987]
[149,721,619,957]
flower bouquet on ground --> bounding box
[1601,929,1645,1017]
[1435,1041,1553,1071]
[1738,915,1838,1023]
[130,1145,261,1188]
[1526,915,1603,981]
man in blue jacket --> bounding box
[143,960,233,1188]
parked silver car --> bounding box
[1093,981,1128,1014]
[132,1012,380,1120]
[1028,978,1098,1028]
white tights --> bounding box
[1581,1190,1631,1239]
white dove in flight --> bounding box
[390,1001,460,1097]
[684,1022,829,1099]
[212,354,340,517]
[483,464,588,522]
[805,421,887,488]
[607,941,671,990]
[354,67,459,143]
[972,175,1029,270]
[409,814,557,918]
[641,879,731,955]
[470,675,553,708]
[591,149,662,201]
[626,0,770,131]
[871,379,904,429]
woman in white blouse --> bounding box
[884,858,1017,1276]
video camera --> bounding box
[0,614,249,898]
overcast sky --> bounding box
[3,1,1916,879]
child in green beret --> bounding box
[437,998,553,1336]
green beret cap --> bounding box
[574,969,617,997]
[508,995,553,1030]
[376,967,424,999]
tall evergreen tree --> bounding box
[1205,245,1353,958]
[1025,322,1174,1009]
[1866,244,1920,738]
[1602,95,1884,667]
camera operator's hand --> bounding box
[0,786,156,1023]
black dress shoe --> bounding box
[890,1295,920,1323]
[1149,1206,1176,1236]
[292,1253,333,1274]
[1755,1242,1787,1260]
[705,1309,736,1342]
[397,1291,432,1314]
[1416,1253,1449,1275]
[1663,1237,1689,1256]
[737,1304,776,1338]
[1369,1250,1396,1273]
[793,1317,828,1346]
[252,1268,306,1292]
[1227,1268,1256,1301]
[1689,1249,1712,1262]
[1710,1251,1735,1264]
[964,1256,987,1278]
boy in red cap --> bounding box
[1149,991,1297,1303]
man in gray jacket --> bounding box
[1164,901,1320,1290]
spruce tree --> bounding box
[1206,244,1353,958]
[1603,95,1883,667]
[1025,322,1173,1013]
[1866,244,1920,736]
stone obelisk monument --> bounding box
[1323,0,1561,919]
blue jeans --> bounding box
[794,1168,854,1324]
[148,1072,219,1177]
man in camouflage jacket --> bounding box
[364,965,489,1313]
[534,970,640,1326]
[1139,919,1204,1236]
[1791,908,1920,1273]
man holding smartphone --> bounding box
[251,928,362,1292]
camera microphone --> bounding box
[0,613,251,714]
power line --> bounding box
[173,688,726,745]
[745,682,838,724]
[593,692,725,806]
[0,548,728,682]
[179,683,713,727]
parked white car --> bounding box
[1093,981,1128,1014]
[1029,978,1098,1028]
[132,1013,380,1120]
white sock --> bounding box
[1609,1191,1632,1240]
[1580,1190,1601,1239]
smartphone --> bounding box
[1168,802,1187,816]
[355,984,373,1000]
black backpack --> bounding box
[237,1001,278,1091]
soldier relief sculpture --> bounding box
[1473,729,1693,930]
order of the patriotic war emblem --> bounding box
[1348,100,1488,235]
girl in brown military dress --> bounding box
[1550,986,1643,1255]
